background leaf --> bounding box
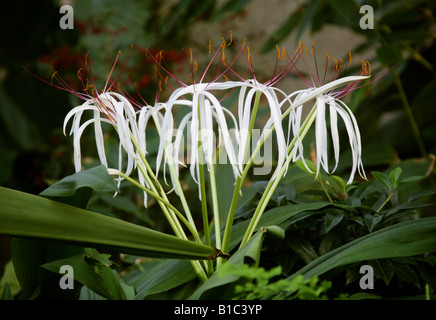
[288,236,319,264]
[372,171,393,192]
[128,260,197,300]
[389,167,402,190]
[42,254,128,300]
[40,165,119,197]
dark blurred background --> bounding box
[1,0,435,284]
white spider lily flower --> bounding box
[314,93,365,184]
[147,41,253,188]
[237,79,288,179]
[157,81,244,188]
[256,42,373,184]
[252,74,366,179]
[63,91,140,188]
[280,74,370,184]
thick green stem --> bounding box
[221,176,243,255]
[209,165,220,248]
[167,162,199,235]
[129,132,185,238]
[209,163,222,267]
[197,103,215,275]
[128,132,207,281]
[221,90,262,255]
[151,115,199,237]
[198,160,213,275]
[240,105,317,247]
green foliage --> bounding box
[255,159,436,299]
[4,158,435,299]
[0,261,20,300]
[218,264,332,300]
[1,0,436,301]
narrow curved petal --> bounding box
[315,96,328,177]
[328,100,340,172]
[203,91,240,178]
[93,109,108,168]
[335,99,366,182]
[73,117,113,172]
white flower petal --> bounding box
[203,91,240,178]
[93,109,108,168]
[315,96,328,177]
[329,101,340,172]
[293,76,369,107]
[335,99,366,183]
[73,117,113,172]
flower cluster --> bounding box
[61,41,370,192]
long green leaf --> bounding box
[0,187,215,260]
[293,217,436,279]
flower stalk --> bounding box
[221,89,262,255]
[240,104,318,247]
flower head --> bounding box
[281,42,371,184]
[146,44,245,187]
[45,39,375,205]
[44,51,147,193]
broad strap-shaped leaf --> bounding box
[0,187,215,260]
